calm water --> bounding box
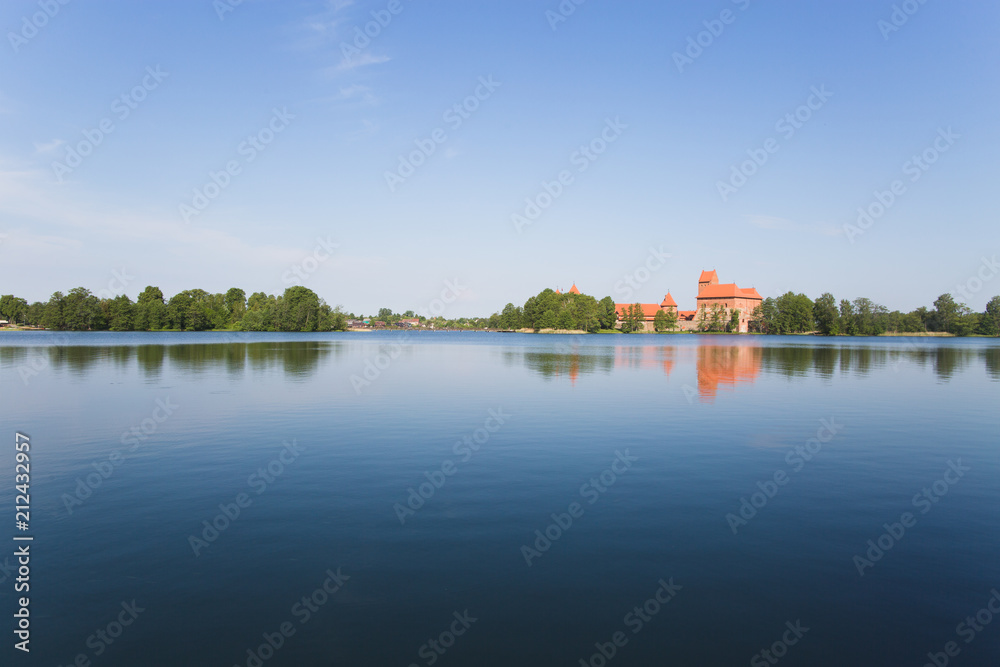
[1,331,998,666]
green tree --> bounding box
[538,309,557,330]
[42,291,65,329]
[247,292,270,312]
[598,296,617,330]
[663,308,678,331]
[106,294,135,331]
[26,302,44,326]
[499,303,522,330]
[325,305,349,331]
[224,288,246,326]
[931,294,961,333]
[62,287,105,330]
[979,296,1000,336]
[813,293,839,335]
[653,309,669,332]
[136,286,166,330]
[276,286,323,331]
[774,292,814,333]
[621,303,645,333]
[728,308,741,333]
[135,286,166,330]
[0,295,28,324]
[839,300,858,335]
[749,298,777,334]
[522,295,540,329]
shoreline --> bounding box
[0,327,973,338]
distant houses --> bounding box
[347,317,426,330]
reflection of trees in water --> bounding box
[763,345,982,382]
[986,348,1000,381]
[0,342,340,379]
[505,350,614,381]
[165,343,339,378]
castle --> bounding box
[615,270,762,333]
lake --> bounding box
[1,331,998,666]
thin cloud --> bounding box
[34,138,65,153]
[337,52,390,71]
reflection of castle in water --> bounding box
[695,345,762,401]
[613,344,762,400]
[512,343,999,400]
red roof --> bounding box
[661,293,677,307]
[697,283,762,300]
[699,270,718,283]
[569,283,581,295]
[677,310,697,320]
[615,303,662,320]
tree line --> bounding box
[3,284,998,336]
[487,288,620,332]
[0,286,349,332]
[749,292,1000,336]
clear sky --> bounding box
[1,0,998,316]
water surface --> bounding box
[1,332,998,666]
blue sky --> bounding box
[1,0,998,316]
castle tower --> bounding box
[698,270,719,295]
[660,292,678,312]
